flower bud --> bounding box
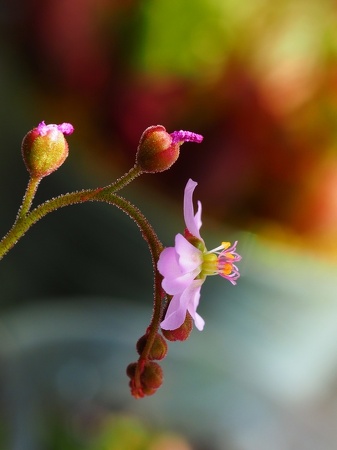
[135,125,203,173]
[135,125,179,173]
[126,361,163,397]
[21,121,74,178]
[126,362,137,379]
[140,361,163,395]
[136,333,168,360]
[162,311,193,341]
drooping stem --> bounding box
[99,194,165,397]
[0,165,166,391]
[96,192,165,370]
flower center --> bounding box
[200,241,240,281]
[201,253,218,276]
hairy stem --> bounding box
[0,165,143,260]
[18,176,42,219]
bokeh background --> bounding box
[2,0,337,449]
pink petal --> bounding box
[162,269,199,295]
[158,244,199,295]
[157,247,180,278]
[175,234,203,272]
[186,279,205,330]
[183,179,202,240]
[160,292,189,330]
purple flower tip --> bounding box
[57,123,74,135]
[170,130,203,145]
[37,121,49,136]
[37,121,74,136]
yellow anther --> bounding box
[221,241,231,249]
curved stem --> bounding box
[0,182,165,353]
[98,194,164,331]
[0,165,143,260]
[95,192,165,397]
[0,166,165,398]
[0,188,99,259]
[104,164,142,194]
[0,186,165,340]
[0,162,165,393]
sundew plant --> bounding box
[0,121,241,398]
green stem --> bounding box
[0,164,166,389]
[0,165,143,260]
[104,164,142,193]
[18,176,42,219]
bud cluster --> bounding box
[127,305,195,398]
[127,331,168,398]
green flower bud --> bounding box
[21,121,74,178]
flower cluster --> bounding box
[158,179,241,331]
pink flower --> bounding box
[158,179,241,331]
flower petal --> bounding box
[160,292,189,330]
[157,247,180,278]
[175,233,203,273]
[186,279,205,331]
[158,243,200,294]
[183,179,202,240]
[162,269,199,295]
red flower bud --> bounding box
[127,361,163,398]
[136,333,168,360]
[140,361,163,395]
[161,311,193,341]
[135,125,179,173]
[21,121,74,178]
[135,125,203,173]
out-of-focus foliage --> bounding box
[45,413,191,450]
[5,0,337,252]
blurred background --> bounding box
[1,0,337,449]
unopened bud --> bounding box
[21,121,74,178]
[162,312,193,341]
[127,361,163,398]
[126,362,137,379]
[136,333,168,360]
[141,361,163,395]
[135,125,203,173]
